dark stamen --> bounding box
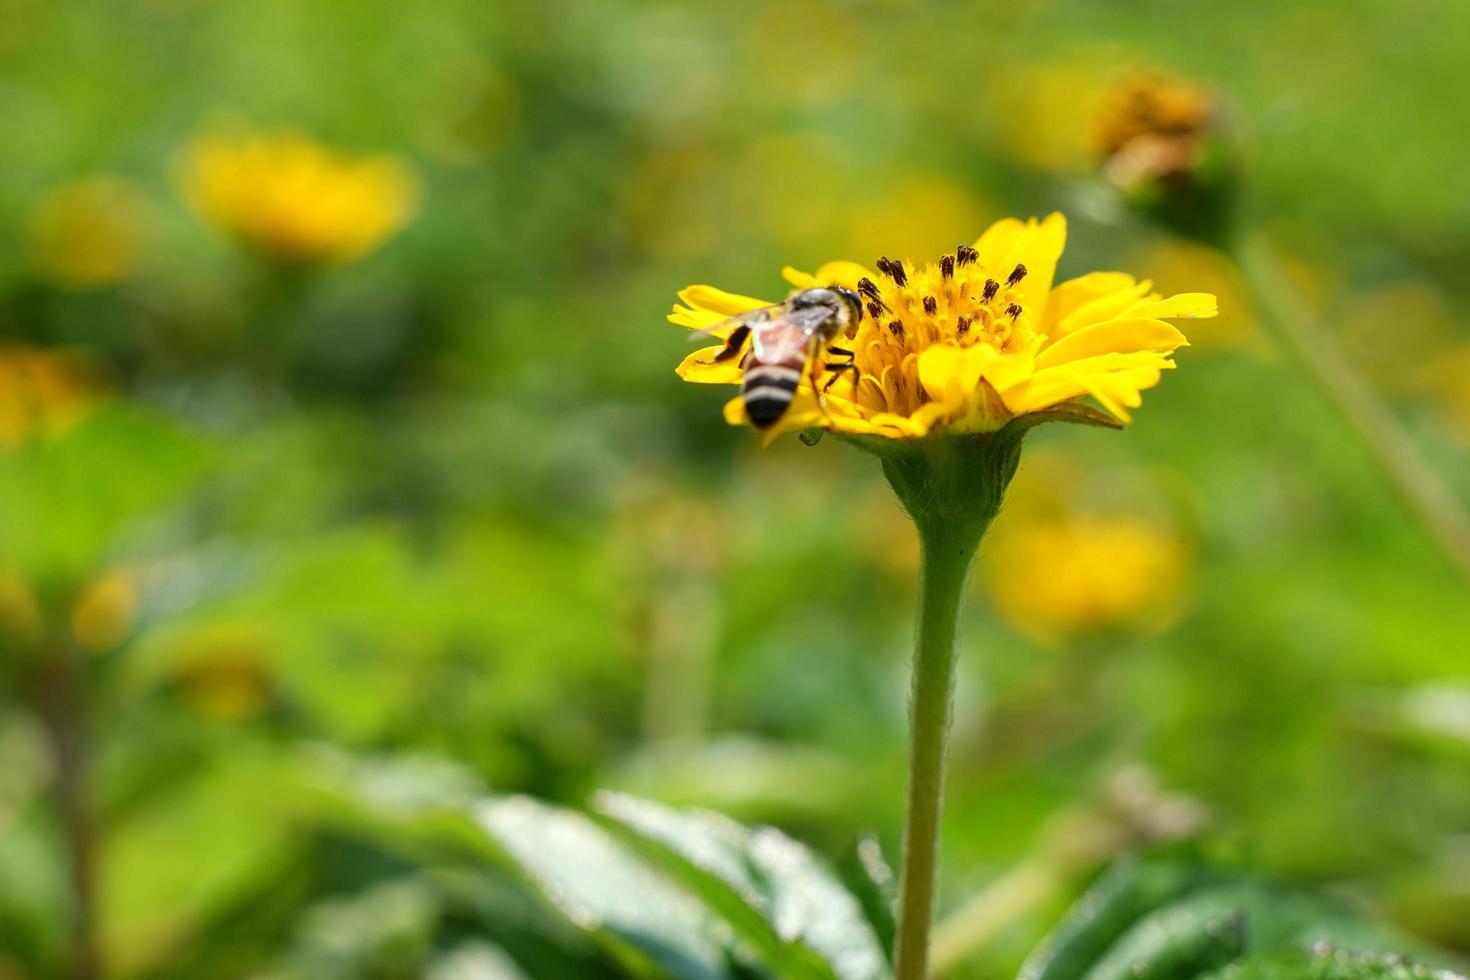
[922,296,937,315]
[1007,263,1027,287]
[866,301,884,320]
[982,279,1000,302]
[888,320,905,340]
[876,256,908,287]
[956,316,972,336]
[1006,303,1023,321]
[956,244,977,266]
[940,254,955,279]
[857,277,881,300]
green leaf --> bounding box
[837,836,897,964]
[477,795,738,980]
[1020,858,1461,980]
[594,791,891,980]
[1020,860,1215,980]
[0,406,211,583]
[427,940,535,980]
[1081,890,1247,980]
[1206,950,1467,980]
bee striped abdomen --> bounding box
[742,362,803,429]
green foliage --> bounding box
[3,0,1470,975]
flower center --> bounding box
[843,247,1037,416]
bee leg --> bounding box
[696,324,751,365]
[822,361,859,393]
[827,345,853,356]
[807,348,836,423]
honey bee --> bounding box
[697,286,863,429]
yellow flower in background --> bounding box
[0,346,103,450]
[982,455,1191,643]
[672,213,1215,443]
[1424,343,1470,446]
[72,569,140,653]
[0,567,42,647]
[1096,73,1215,190]
[26,177,150,289]
[179,127,420,265]
[172,625,274,721]
[985,514,1188,643]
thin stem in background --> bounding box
[931,855,1061,972]
[36,639,99,980]
[893,528,978,980]
[1234,233,1470,586]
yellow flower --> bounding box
[0,345,103,451]
[72,569,140,653]
[980,452,1190,643]
[26,177,150,289]
[671,213,1215,443]
[178,127,419,265]
[1095,73,1215,190]
[984,513,1189,643]
[0,566,42,647]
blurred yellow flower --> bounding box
[0,567,42,647]
[26,176,150,289]
[672,213,1215,442]
[1424,343,1470,446]
[0,345,103,450]
[1096,73,1215,190]
[981,455,1190,643]
[983,60,1112,173]
[984,514,1188,643]
[170,624,273,721]
[178,127,420,265]
[72,569,140,653]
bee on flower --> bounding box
[671,213,1216,444]
[177,126,419,266]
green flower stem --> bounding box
[1233,232,1470,587]
[893,524,978,980]
[878,434,1021,980]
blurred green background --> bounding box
[2,0,1469,977]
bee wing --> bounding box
[687,302,785,344]
[749,305,834,364]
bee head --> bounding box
[831,285,863,322]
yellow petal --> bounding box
[973,217,1024,268]
[669,304,733,331]
[782,266,820,289]
[1003,353,1174,417]
[677,284,771,316]
[973,213,1067,317]
[1036,317,1187,370]
[1126,292,1218,320]
[1055,279,1155,335]
[669,284,775,334]
[1044,272,1138,335]
[782,261,874,292]
[1014,212,1067,315]
[812,261,874,290]
[676,346,744,384]
[917,343,996,403]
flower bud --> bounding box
[1095,73,1243,246]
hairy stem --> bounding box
[893,525,977,980]
[1234,233,1470,587]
